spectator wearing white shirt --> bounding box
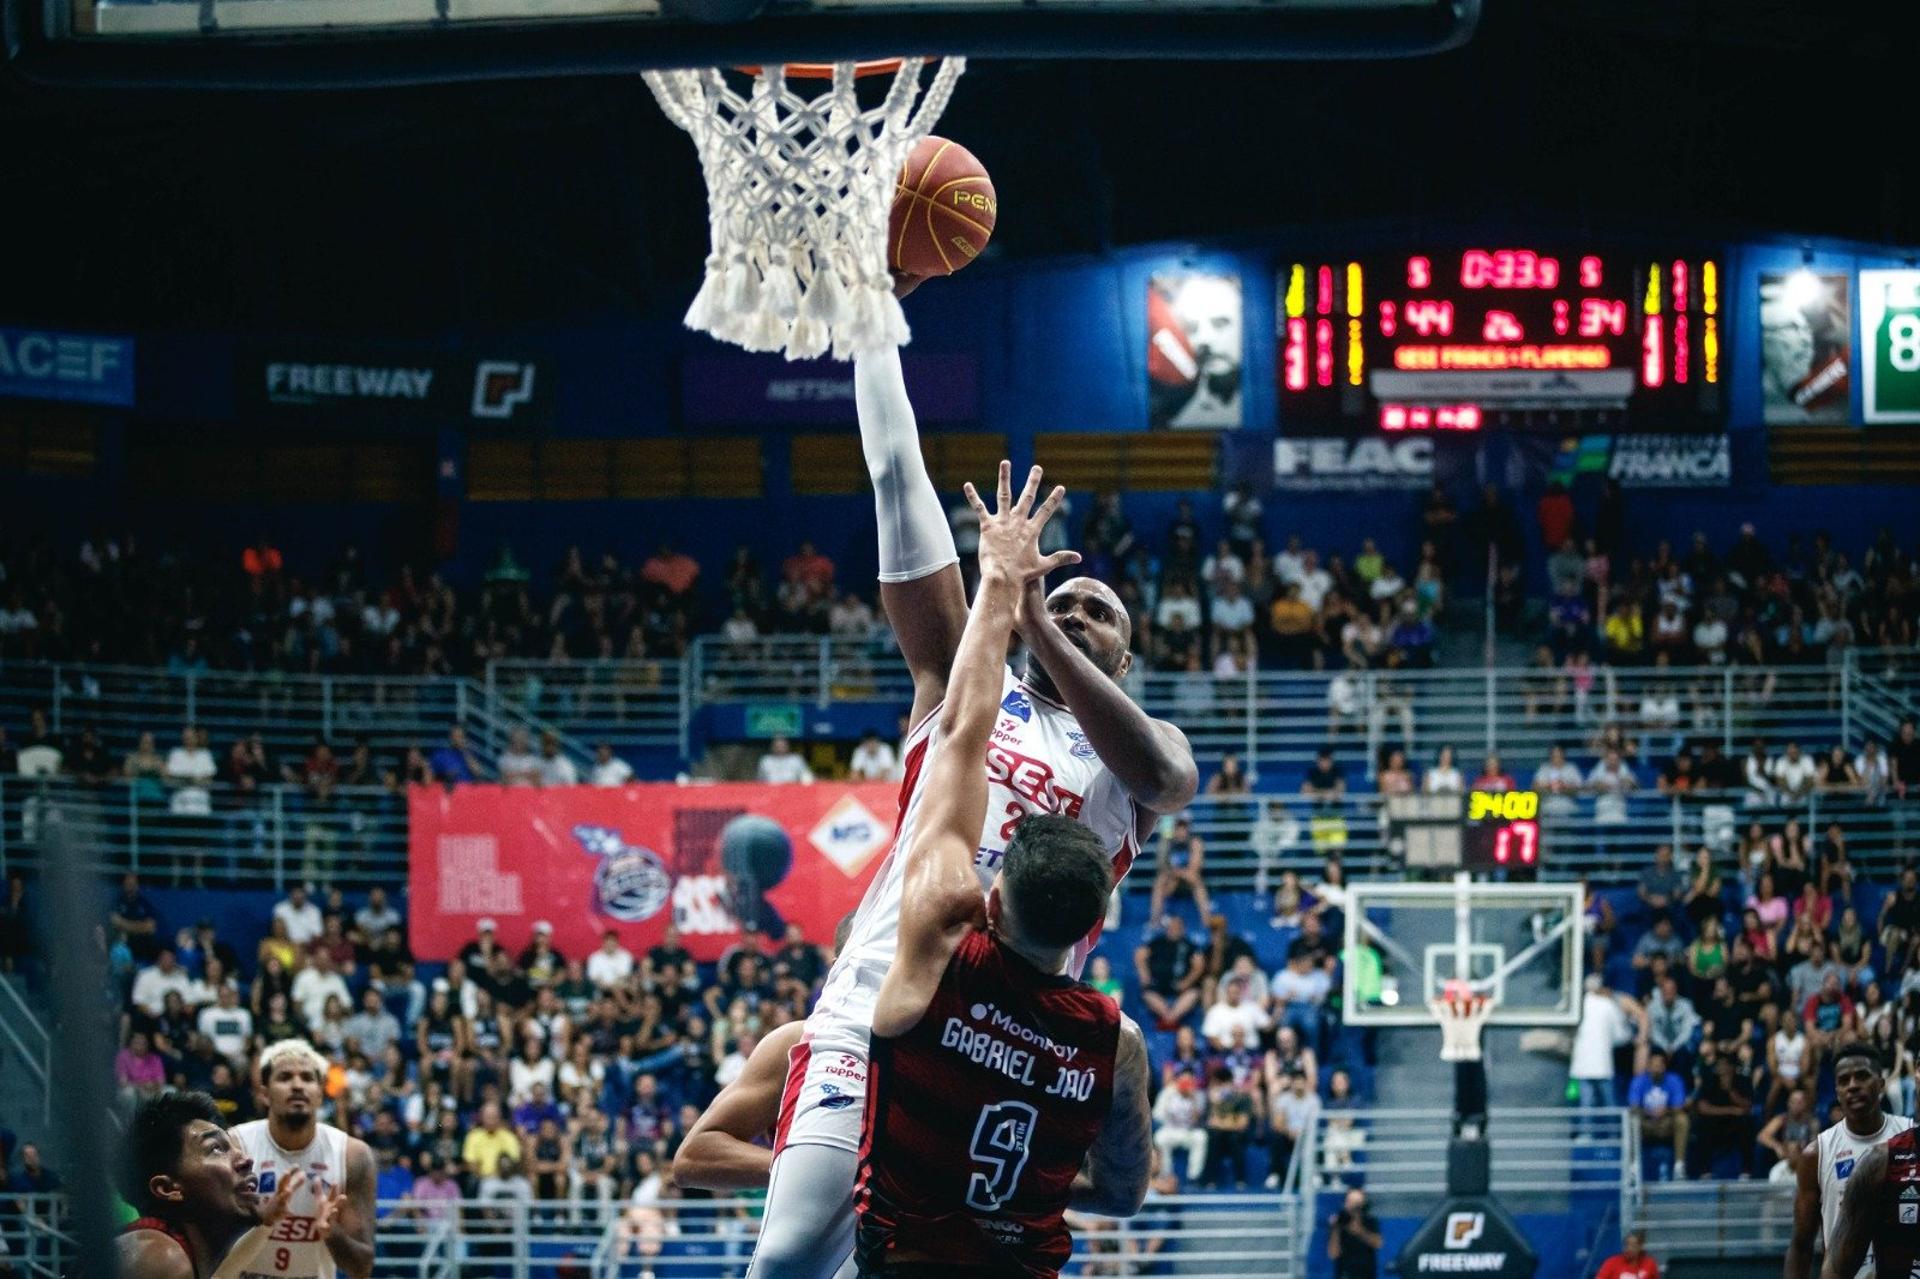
[1201,539,1246,592]
[847,731,898,782]
[1201,974,1273,1051]
[589,743,634,788]
[163,725,216,817]
[496,727,543,787]
[1293,550,1334,613]
[195,983,253,1065]
[1368,565,1406,603]
[1586,747,1638,824]
[827,591,875,640]
[1692,614,1729,664]
[1155,580,1204,633]
[354,886,402,939]
[756,737,814,784]
[537,732,578,787]
[290,950,352,1028]
[130,948,195,1018]
[720,607,759,645]
[1152,1076,1209,1183]
[1769,740,1818,801]
[1533,744,1585,817]
[585,930,635,990]
[1209,577,1255,646]
[1422,745,1464,795]
[1743,740,1777,807]
[1858,739,1892,805]
[273,884,325,947]
[716,1031,757,1089]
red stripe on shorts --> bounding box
[771,1037,814,1156]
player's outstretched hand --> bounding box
[964,461,1080,585]
[309,1182,346,1244]
[254,1169,305,1228]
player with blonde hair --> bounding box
[228,1039,376,1278]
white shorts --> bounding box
[774,1026,872,1156]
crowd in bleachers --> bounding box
[97,871,837,1229]
[1570,803,1920,1184]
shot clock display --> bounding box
[1463,789,1542,874]
[1279,248,1724,432]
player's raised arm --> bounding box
[1072,1015,1152,1217]
[871,463,1078,1038]
[1820,1141,1887,1279]
[1785,1138,1822,1279]
[674,1021,805,1190]
[856,346,970,729]
[327,1137,377,1279]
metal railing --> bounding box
[0,1191,1305,1278]
[0,775,409,889]
[1628,1176,1797,1260]
[488,657,688,757]
[5,773,1915,893]
[1134,785,1920,891]
[0,976,51,1125]
[0,663,590,775]
[688,634,916,709]
[1304,1106,1632,1224]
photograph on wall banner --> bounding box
[1760,271,1851,424]
[1147,271,1243,429]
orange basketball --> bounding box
[889,136,996,278]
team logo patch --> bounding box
[1838,1156,1856,1180]
[1903,1202,1918,1225]
[808,795,888,877]
[257,1171,277,1194]
[573,825,672,923]
[1065,730,1097,760]
[818,1083,859,1111]
[1443,1212,1486,1250]
[1000,688,1032,722]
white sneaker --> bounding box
[1673,1161,1687,1179]
[1265,1173,1280,1189]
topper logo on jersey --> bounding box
[1000,688,1032,722]
[471,360,537,419]
[572,825,672,922]
[1443,1213,1486,1249]
[983,746,1085,819]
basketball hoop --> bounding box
[1432,980,1494,1064]
[643,57,965,361]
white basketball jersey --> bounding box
[229,1120,350,1279]
[815,668,1141,1030]
[1818,1113,1913,1252]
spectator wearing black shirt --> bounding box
[1137,915,1206,1030]
[1881,868,1920,959]
[1688,1053,1754,1179]
[1696,740,1740,790]
[646,928,694,988]
[67,727,113,786]
[1328,1187,1383,1278]
[1301,749,1345,809]
[8,1143,58,1195]
[1893,719,1920,799]
[771,923,825,1001]
[109,873,161,962]
[1203,912,1260,1002]
[459,919,507,973]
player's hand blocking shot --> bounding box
[853,464,1152,1277]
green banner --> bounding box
[1864,270,1920,424]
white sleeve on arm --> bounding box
[855,346,958,584]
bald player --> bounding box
[746,333,1195,1278]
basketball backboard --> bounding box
[1341,875,1585,1028]
[6,0,1482,90]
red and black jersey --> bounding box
[1864,1126,1920,1277]
[123,1216,198,1274]
[856,930,1120,1278]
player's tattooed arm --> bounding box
[327,1138,378,1279]
[1072,1015,1152,1217]
[1785,1138,1823,1279]
[1820,1141,1887,1279]
[1015,578,1198,821]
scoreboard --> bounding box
[1386,789,1545,877]
[1280,248,1724,432]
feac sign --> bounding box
[1272,437,1434,491]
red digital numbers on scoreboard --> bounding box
[1492,820,1539,866]
[1460,249,1561,290]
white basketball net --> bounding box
[1432,989,1494,1063]
[643,58,966,361]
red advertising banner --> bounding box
[408,783,900,964]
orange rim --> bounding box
[732,59,907,79]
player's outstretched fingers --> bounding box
[313,1183,346,1241]
[257,1169,305,1227]
[995,459,1012,514]
[1040,549,1083,577]
[1034,483,1068,527]
[1013,464,1044,517]
[962,481,987,519]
